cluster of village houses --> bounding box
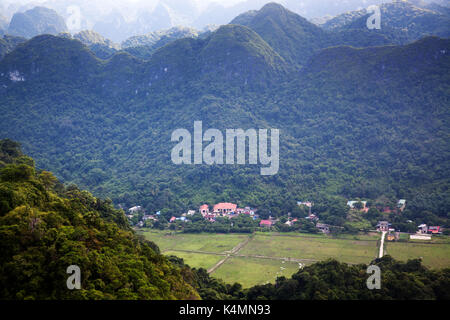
[126,198,442,238]
[350,199,442,240]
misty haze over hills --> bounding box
[1,0,448,42]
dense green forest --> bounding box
[0,139,199,299]
[244,256,450,300]
[1,140,449,300]
[0,2,448,229]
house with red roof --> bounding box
[382,207,392,214]
[169,216,176,223]
[213,202,237,214]
[199,204,209,216]
[204,214,216,222]
[260,220,273,228]
[428,226,441,234]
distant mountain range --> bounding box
[1,0,447,42]
[229,1,449,67]
[121,26,204,60]
[322,1,450,42]
[1,1,448,63]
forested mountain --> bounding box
[0,35,26,60]
[423,2,450,16]
[322,1,450,43]
[7,6,67,38]
[122,26,200,49]
[231,2,450,67]
[0,139,199,299]
[230,3,329,67]
[0,2,448,229]
[246,256,450,299]
[71,30,120,60]
[121,26,201,60]
[0,1,449,301]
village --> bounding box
[126,198,443,240]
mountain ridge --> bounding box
[0,33,448,226]
[8,6,67,38]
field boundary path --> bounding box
[164,235,326,273]
[379,231,387,258]
[207,236,252,273]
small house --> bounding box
[297,201,312,207]
[199,204,209,216]
[129,206,143,213]
[410,234,431,240]
[260,220,273,228]
[418,224,427,234]
[213,203,237,214]
[428,226,441,234]
[376,221,390,232]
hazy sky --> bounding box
[1,1,445,46]
[1,0,246,11]
[0,0,390,18]
[0,0,255,19]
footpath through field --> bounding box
[207,236,252,273]
[163,235,324,273]
[379,231,386,258]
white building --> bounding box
[129,206,143,213]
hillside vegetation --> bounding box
[0,139,199,300]
[0,2,448,230]
[1,142,448,300]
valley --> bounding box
[0,0,449,301]
[141,230,450,287]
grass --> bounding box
[164,250,224,270]
[240,233,379,264]
[384,241,450,269]
[211,257,304,288]
[254,231,379,241]
[140,230,248,253]
[140,229,450,287]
